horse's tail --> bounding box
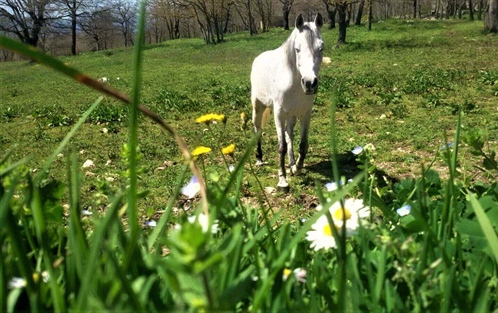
[261,106,272,128]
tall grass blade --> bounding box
[30,187,66,313]
[124,0,147,263]
[74,191,124,310]
[468,193,498,264]
[66,150,89,285]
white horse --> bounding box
[251,13,324,191]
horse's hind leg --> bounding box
[252,101,265,166]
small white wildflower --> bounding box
[352,146,363,155]
[8,277,26,289]
[293,268,307,283]
[396,204,411,217]
[82,159,95,168]
[82,209,92,216]
[229,165,235,172]
[146,220,157,227]
[181,176,200,199]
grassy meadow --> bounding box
[1,15,498,311]
[1,19,498,218]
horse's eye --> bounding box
[295,48,300,53]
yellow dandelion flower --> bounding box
[191,146,211,157]
[240,112,249,130]
[196,113,226,124]
[221,144,235,156]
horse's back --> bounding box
[250,50,274,108]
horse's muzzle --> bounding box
[302,77,318,95]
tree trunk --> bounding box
[485,0,498,32]
[356,0,365,25]
[337,2,348,45]
[368,0,373,30]
[469,0,475,20]
[323,1,337,29]
[478,0,483,19]
[282,5,290,29]
[247,0,257,35]
[413,0,417,18]
[71,10,77,54]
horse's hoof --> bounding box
[291,165,302,176]
[277,179,290,193]
[255,160,264,166]
[277,185,290,193]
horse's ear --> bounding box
[295,14,304,31]
[315,13,324,29]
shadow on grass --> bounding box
[305,153,399,189]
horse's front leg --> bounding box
[295,110,312,174]
[286,116,298,175]
[274,110,289,191]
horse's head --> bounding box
[294,13,324,95]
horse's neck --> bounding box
[281,32,298,76]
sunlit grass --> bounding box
[2,16,498,311]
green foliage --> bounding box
[87,102,128,124]
[1,17,498,312]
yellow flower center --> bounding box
[323,224,332,236]
[333,207,352,221]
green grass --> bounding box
[2,19,497,219]
[2,16,498,312]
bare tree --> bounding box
[0,0,59,47]
[175,0,232,44]
[323,0,349,45]
[111,0,137,47]
[80,6,116,50]
[252,0,272,31]
[355,0,365,24]
[232,0,257,34]
[485,0,498,32]
[57,0,96,55]
[322,0,337,28]
[279,0,294,30]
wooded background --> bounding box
[1,0,497,61]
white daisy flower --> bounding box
[181,176,200,199]
[306,215,337,251]
[329,198,370,234]
[306,198,370,251]
[187,213,218,234]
